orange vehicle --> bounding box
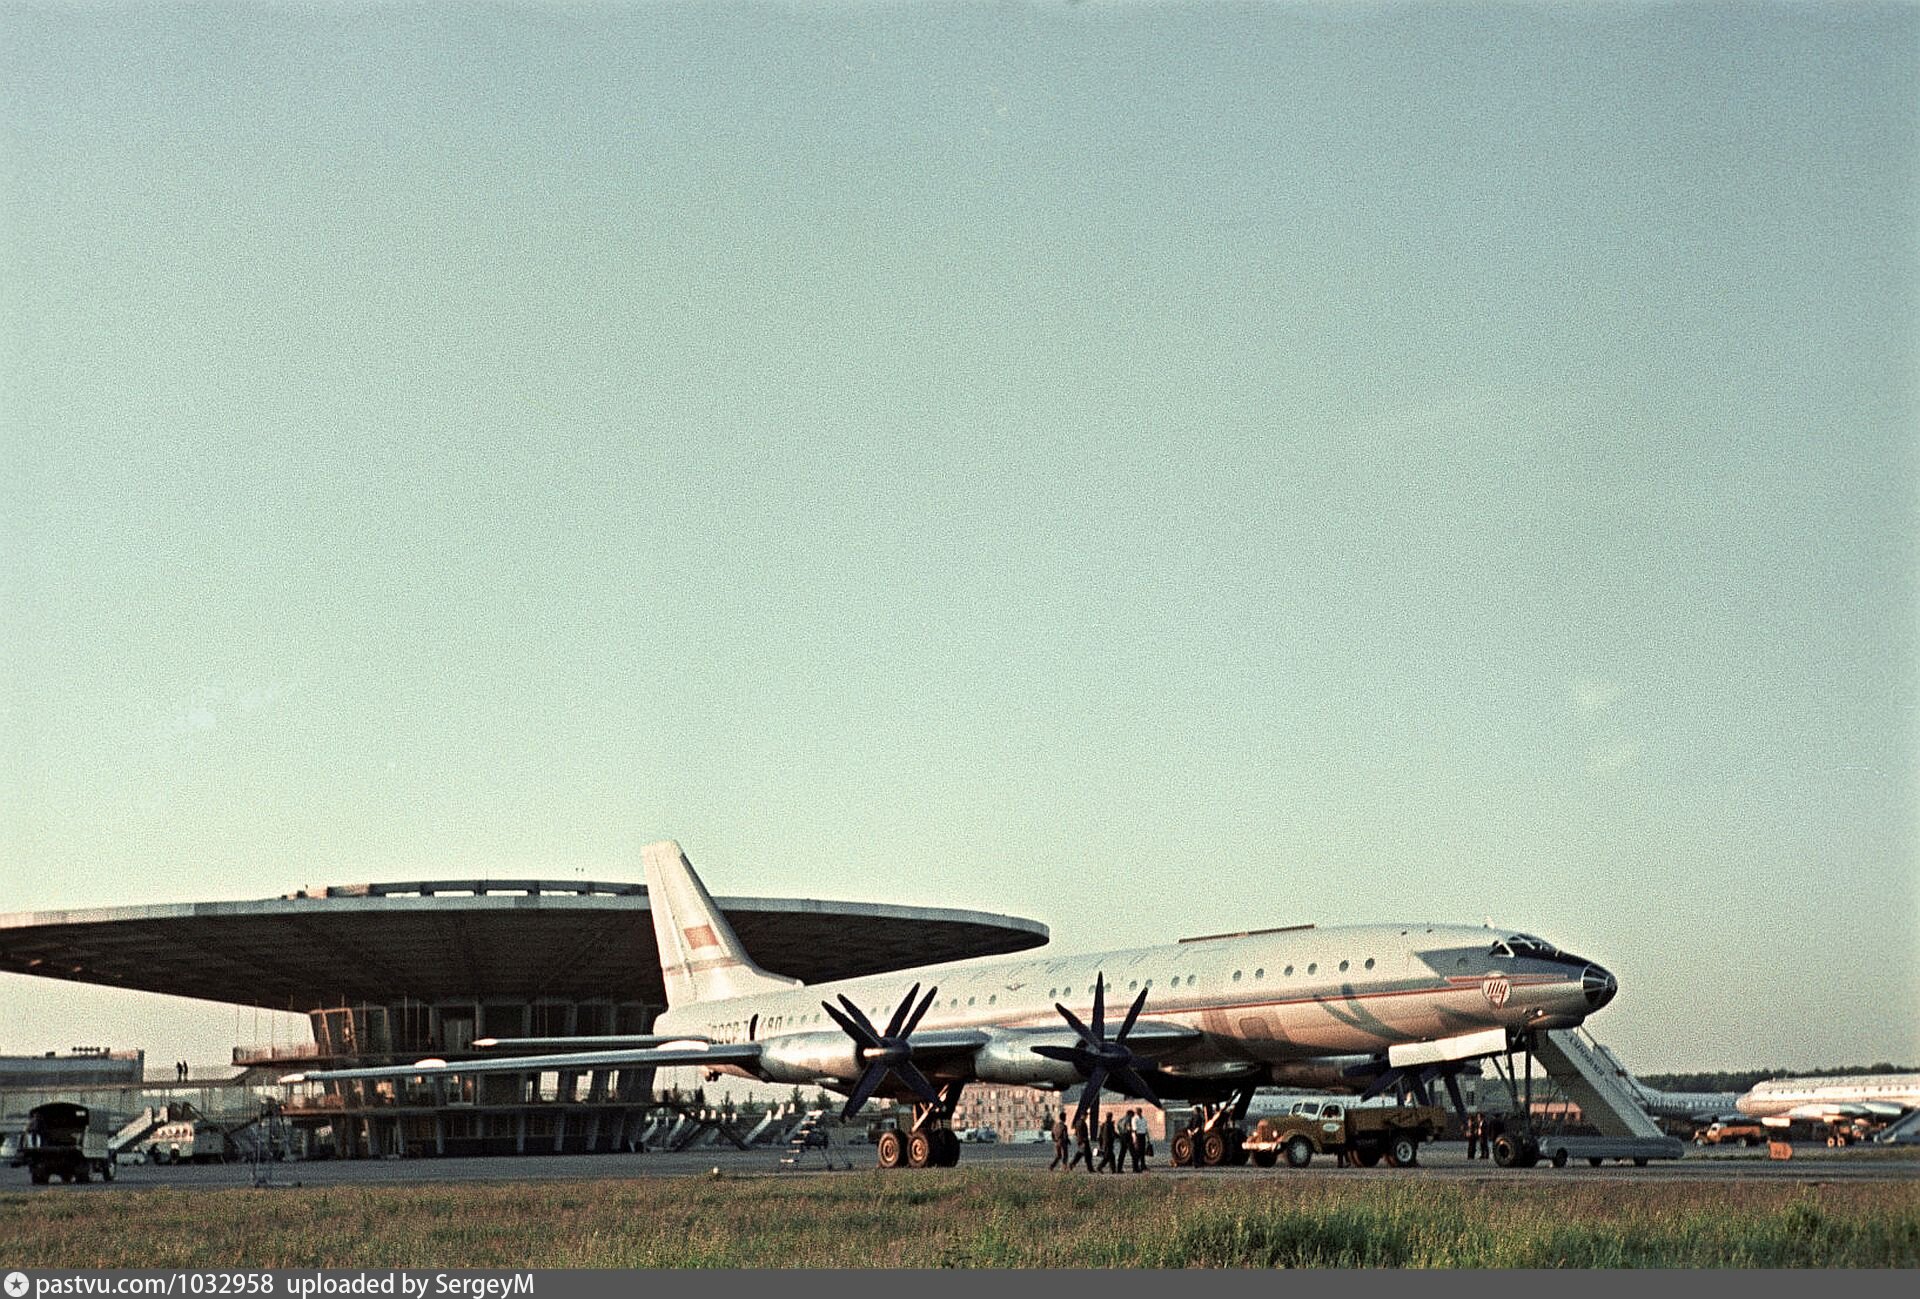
[1694,1118,1767,1147]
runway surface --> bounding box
[15,1140,1917,1192]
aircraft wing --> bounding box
[279,1042,763,1085]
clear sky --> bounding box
[2,1,1914,1075]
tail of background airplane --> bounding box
[642,839,802,1008]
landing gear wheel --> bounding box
[932,1130,960,1167]
[905,1131,933,1169]
[1588,1157,1603,1167]
[1284,1135,1313,1168]
[1252,1149,1278,1168]
[1228,1131,1249,1166]
[1170,1131,1196,1167]
[1387,1135,1419,1168]
[1200,1130,1229,1167]
[1551,1148,1569,1168]
[875,1130,904,1169]
[1632,1158,1648,1167]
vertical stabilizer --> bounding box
[643,840,801,1007]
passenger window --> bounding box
[1284,965,1293,976]
[1254,968,1264,979]
[1339,960,1349,972]
[1233,970,1242,982]
[1307,963,1317,975]
[1364,958,1375,970]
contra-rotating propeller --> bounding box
[820,982,942,1121]
[1032,973,1163,1134]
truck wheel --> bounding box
[1588,1157,1603,1167]
[1491,1135,1521,1167]
[1170,1131,1195,1167]
[1284,1136,1313,1168]
[29,1166,50,1184]
[1551,1148,1569,1168]
[1252,1149,1278,1168]
[1388,1135,1419,1168]
[1633,1158,1648,1167]
[1200,1130,1229,1167]
[875,1130,904,1169]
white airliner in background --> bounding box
[1736,1074,1920,1143]
[286,840,1620,1168]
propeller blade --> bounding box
[895,1061,943,1109]
[821,1000,879,1050]
[883,984,921,1039]
[840,1064,887,1121]
[1091,975,1106,1040]
[836,995,881,1042]
[1115,985,1149,1044]
[1030,1044,1083,1064]
[1112,1064,1163,1110]
[1074,1065,1110,1132]
[902,984,939,1037]
[1055,1002,1097,1046]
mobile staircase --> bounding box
[1497,1029,1683,1167]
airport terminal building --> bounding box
[0,877,1048,1157]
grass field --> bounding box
[5,1172,1916,1268]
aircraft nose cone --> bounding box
[1582,964,1617,1010]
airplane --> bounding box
[1735,1073,1920,1145]
[283,839,1620,1168]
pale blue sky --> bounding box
[2,2,1914,1073]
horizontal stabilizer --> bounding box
[1388,1027,1509,1068]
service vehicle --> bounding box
[1242,1099,1445,1168]
[10,1102,116,1184]
[1694,1118,1767,1147]
[143,1117,228,1164]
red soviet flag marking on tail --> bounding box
[684,924,720,950]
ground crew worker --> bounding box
[1070,1112,1094,1171]
[1049,1114,1070,1169]
[1127,1108,1147,1171]
[1096,1113,1119,1172]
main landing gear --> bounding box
[874,1088,964,1169]
[1168,1089,1255,1167]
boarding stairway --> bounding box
[1874,1108,1920,1145]
[1534,1028,1673,1142]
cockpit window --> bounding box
[1491,934,1560,959]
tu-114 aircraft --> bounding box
[284,841,1620,1168]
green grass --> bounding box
[4,1172,1915,1268]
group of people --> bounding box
[1462,1112,1504,1159]
[172,1060,190,1082]
[1049,1108,1151,1173]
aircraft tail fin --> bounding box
[643,840,802,1007]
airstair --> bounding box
[1534,1029,1669,1140]
[1874,1108,1920,1145]
[109,1106,173,1155]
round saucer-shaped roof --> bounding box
[0,880,1049,1010]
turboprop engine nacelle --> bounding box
[972,1032,1084,1088]
[756,1032,862,1085]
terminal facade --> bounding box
[0,876,1049,1157]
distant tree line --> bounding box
[1639,1062,1915,1094]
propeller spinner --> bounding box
[1032,973,1163,1134]
[820,983,942,1121]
